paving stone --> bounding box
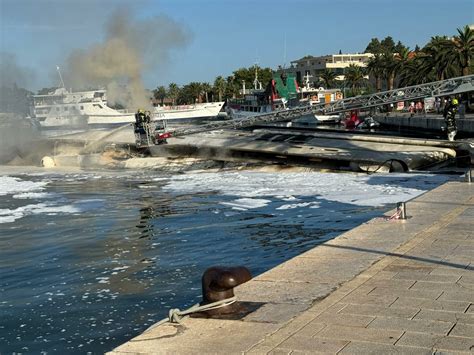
[438,290,474,303]
[363,279,416,289]
[276,335,349,353]
[458,274,474,285]
[390,297,470,313]
[409,281,465,292]
[415,309,474,325]
[367,317,454,335]
[368,287,443,300]
[429,267,470,277]
[433,336,474,352]
[312,311,375,327]
[339,304,419,319]
[384,264,435,273]
[293,322,327,338]
[341,294,398,307]
[396,331,439,348]
[315,324,403,344]
[266,348,291,355]
[338,342,432,354]
[467,304,474,314]
[243,303,310,324]
[266,348,292,355]
[449,323,474,337]
[394,273,462,283]
[236,280,334,305]
[367,271,397,280]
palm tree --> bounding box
[393,47,412,88]
[381,52,397,90]
[213,76,226,101]
[344,64,366,95]
[366,54,384,92]
[167,83,180,105]
[200,82,212,102]
[153,86,167,106]
[422,36,455,81]
[187,82,202,103]
[445,25,474,76]
[319,69,337,89]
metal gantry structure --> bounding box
[162,75,474,139]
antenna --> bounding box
[283,32,287,69]
[56,66,65,88]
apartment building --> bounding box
[281,53,374,85]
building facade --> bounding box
[281,53,374,86]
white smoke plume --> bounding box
[64,8,191,110]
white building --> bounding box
[281,53,374,85]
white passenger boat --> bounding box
[31,87,224,129]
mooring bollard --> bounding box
[397,202,407,220]
[200,266,252,316]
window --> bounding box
[80,106,84,110]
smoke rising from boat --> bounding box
[65,8,191,111]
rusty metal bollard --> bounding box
[200,266,252,316]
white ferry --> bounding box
[31,87,224,129]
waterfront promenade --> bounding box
[109,179,474,354]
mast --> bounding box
[56,66,65,88]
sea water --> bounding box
[0,169,452,353]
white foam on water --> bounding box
[164,171,449,207]
[220,198,272,210]
[13,192,52,199]
[0,203,81,224]
[0,176,48,196]
[277,202,319,210]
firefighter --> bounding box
[443,98,459,141]
[134,109,146,130]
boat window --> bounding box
[80,106,84,110]
[64,106,68,111]
[56,108,60,112]
[93,104,104,109]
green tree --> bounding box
[200,82,212,102]
[365,38,382,53]
[394,40,408,54]
[366,54,384,92]
[213,76,226,101]
[224,75,239,99]
[167,83,180,105]
[445,25,474,76]
[319,69,337,89]
[153,86,167,105]
[381,52,397,90]
[232,65,273,92]
[381,36,396,53]
[344,64,366,95]
[423,36,455,80]
[393,47,411,88]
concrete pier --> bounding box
[109,179,474,354]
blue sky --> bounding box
[1,0,473,91]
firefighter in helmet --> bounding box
[443,97,459,141]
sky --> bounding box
[1,0,473,91]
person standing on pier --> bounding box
[443,98,459,141]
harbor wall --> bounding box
[374,113,474,133]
